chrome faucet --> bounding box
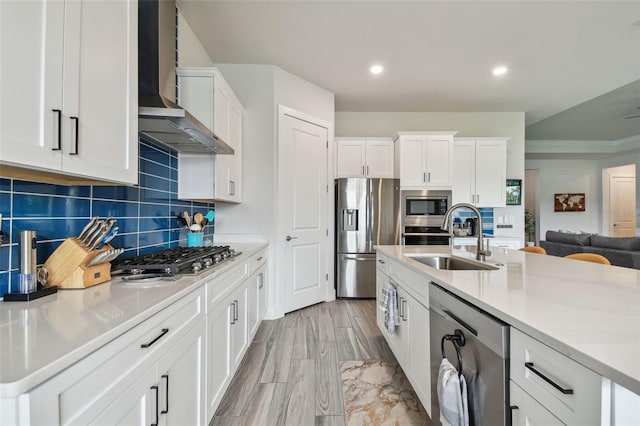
[441,203,492,261]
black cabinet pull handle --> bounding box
[69,116,79,155]
[525,362,574,394]
[52,109,62,151]
[230,302,236,324]
[161,374,169,414]
[234,300,239,321]
[140,328,169,348]
[151,385,159,426]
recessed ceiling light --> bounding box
[493,66,508,76]
[370,64,384,75]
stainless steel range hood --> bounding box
[138,0,233,155]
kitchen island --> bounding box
[376,244,640,425]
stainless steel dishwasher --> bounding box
[430,282,510,426]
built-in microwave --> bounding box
[401,190,451,227]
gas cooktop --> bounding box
[111,245,241,277]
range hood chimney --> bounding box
[138,0,233,154]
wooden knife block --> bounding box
[44,238,114,289]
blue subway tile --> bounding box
[169,155,178,169]
[139,217,170,232]
[0,246,10,271]
[0,192,10,215]
[139,174,170,192]
[110,233,139,250]
[9,273,19,294]
[140,188,170,204]
[11,218,87,243]
[140,141,172,165]
[93,200,138,217]
[170,180,178,193]
[92,186,139,202]
[170,169,178,181]
[13,194,90,218]
[139,231,169,247]
[10,245,18,270]
[110,217,138,234]
[13,180,90,198]
[140,159,171,179]
[0,179,11,192]
[139,203,169,218]
[0,273,8,297]
[168,229,181,242]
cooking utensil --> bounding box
[78,217,98,241]
[177,215,188,228]
[201,218,209,227]
[97,227,119,250]
[80,219,103,245]
[206,210,215,222]
[183,211,191,227]
[87,223,109,251]
[194,212,203,226]
[87,250,111,267]
[190,224,202,232]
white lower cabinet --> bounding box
[510,380,564,426]
[206,297,233,419]
[25,286,206,426]
[376,254,431,418]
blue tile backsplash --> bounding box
[453,208,494,235]
[0,140,214,296]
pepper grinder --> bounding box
[19,230,37,294]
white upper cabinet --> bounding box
[177,68,243,203]
[452,138,507,207]
[0,0,138,185]
[395,132,456,189]
[335,138,394,178]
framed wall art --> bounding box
[554,193,585,212]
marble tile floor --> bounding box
[210,299,431,426]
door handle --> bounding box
[366,165,369,175]
[427,172,431,182]
[423,172,426,182]
[524,362,574,394]
[52,109,62,151]
[161,374,169,414]
[140,328,169,348]
[151,385,159,426]
[233,300,239,322]
[285,235,297,241]
[70,116,79,155]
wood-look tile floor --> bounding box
[211,299,430,426]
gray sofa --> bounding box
[540,230,640,269]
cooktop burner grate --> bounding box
[111,245,235,275]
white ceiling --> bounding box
[178,0,640,139]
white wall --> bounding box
[525,159,600,238]
[336,111,526,241]
[177,10,214,67]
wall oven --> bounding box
[401,190,452,245]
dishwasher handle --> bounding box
[443,309,478,336]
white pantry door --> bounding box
[279,111,329,313]
[610,176,636,237]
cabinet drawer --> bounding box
[248,249,267,274]
[206,260,248,311]
[376,253,389,274]
[388,258,428,305]
[510,328,601,425]
[510,380,564,426]
[30,287,205,425]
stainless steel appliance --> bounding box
[111,245,241,280]
[137,0,234,154]
[430,282,510,426]
[335,178,400,298]
[401,190,452,245]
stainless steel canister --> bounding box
[19,230,37,293]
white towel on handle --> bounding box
[380,285,399,335]
[437,358,469,426]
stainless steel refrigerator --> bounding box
[335,178,400,298]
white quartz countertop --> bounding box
[0,242,267,398]
[376,244,640,394]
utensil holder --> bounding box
[187,232,203,247]
[43,238,114,289]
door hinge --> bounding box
[325,273,328,281]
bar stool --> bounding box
[519,246,547,254]
[564,253,611,265]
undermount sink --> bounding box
[404,254,499,271]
